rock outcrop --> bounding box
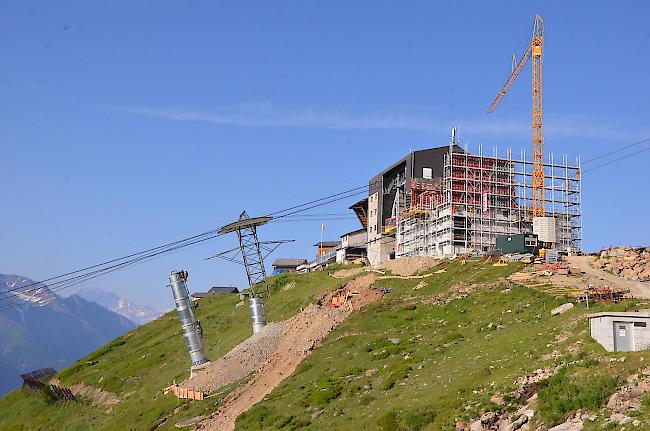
[596,247,650,282]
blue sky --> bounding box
[1,1,649,309]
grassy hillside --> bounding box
[236,262,650,430]
[0,269,349,431]
[0,261,647,431]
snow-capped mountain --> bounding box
[0,274,136,396]
[76,288,166,326]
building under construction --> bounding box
[359,137,582,265]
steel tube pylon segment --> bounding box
[167,270,209,370]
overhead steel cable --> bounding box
[264,185,368,218]
[269,217,357,223]
[271,189,369,220]
[582,137,650,165]
[264,178,379,219]
[583,146,650,174]
[0,229,220,299]
[0,234,222,308]
[0,233,222,311]
[0,183,376,309]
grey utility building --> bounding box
[588,311,650,352]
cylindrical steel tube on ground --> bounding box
[249,296,267,334]
[168,271,209,367]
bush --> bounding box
[308,378,342,405]
[404,408,436,430]
[642,392,650,410]
[381,364,412,391]
[382,379,396,390]
[538,368,620,425]
[377,410,399,431]
[441,331,464,344]
[345,366,364,376]
[237,404,311,430]
[376,407,436,431]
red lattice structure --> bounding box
[409,179,442,212]
[447,154,517,211]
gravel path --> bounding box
[198,273,381,431]
[182,322,285,392]
[568,256,650,299]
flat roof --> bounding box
[219,216,272,235]
[340,228,366,238]
[587,311,650,319]
[313,241,341,247]
[273,258,307,266]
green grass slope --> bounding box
[0,269,350,431]
[0,261,647,431]
[236,262,650,431]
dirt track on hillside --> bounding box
[197,273,381,431]
[181,322,285,393]
[567,256,650,299]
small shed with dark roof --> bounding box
[192,287,239,299]
[272,258,308,273]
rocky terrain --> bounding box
[595,246,650,282]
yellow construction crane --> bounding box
[488,15,545,218]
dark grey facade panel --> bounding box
[368,145,466,231]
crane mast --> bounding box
[488,15,545,217]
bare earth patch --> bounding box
[331,267,366,279]
[197,273,381,431]
[377,257,440,277]
[67,381,120,407]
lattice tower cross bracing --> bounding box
[487,15,546,218]
[233,212,270,297]
[531,16,545,217]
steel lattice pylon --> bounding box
[234,212,269,296]
[208,211,293,333]
[209,211,293,297]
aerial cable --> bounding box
[0,229,220,298]
[582,137,650,165]
[0,182,376,309]
[582,146,650,174]
[0,233,221,310]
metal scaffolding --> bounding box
[396,144,582,258]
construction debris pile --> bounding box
[595,247,650,282]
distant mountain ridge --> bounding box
[76,288,166,325]
[0,274,136,396]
